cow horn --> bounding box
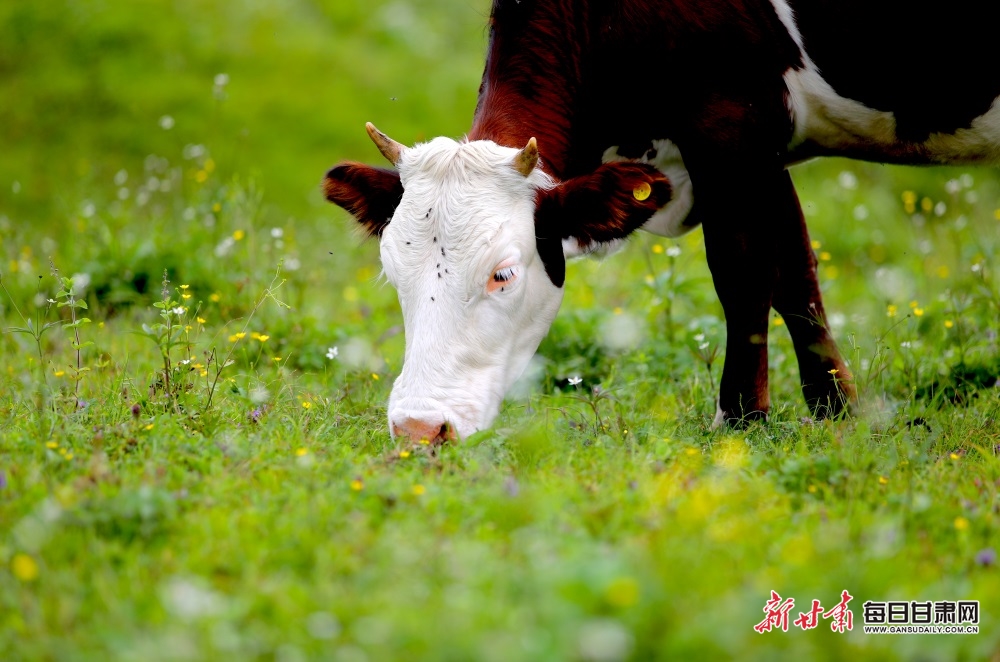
[365,122,405,166]
[512,137,538,176]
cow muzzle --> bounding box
[390,411,458,445]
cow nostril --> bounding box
[439,422,455,441]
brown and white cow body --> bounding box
[326,0,1000,440]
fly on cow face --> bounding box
[325,125,672,442]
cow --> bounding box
[324,0,1000,443]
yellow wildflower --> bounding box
[295,448,308,457]
[954,517,969,531]
[209,293,221,303]
[350,479,363,491]
[233,230,245,241]
[197,317,206,324]
[913,308,924,317]
[399,450,411,458]
[652,244,664,254]
[878,476,888,485]
[11,554,39,582]
[887,304,898,317]
[412,484,426,496]
[302,401,312,410]
[144,424,154,431]
[605,577,640,608]
[944,320,954,329]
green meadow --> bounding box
[2,1,999,660]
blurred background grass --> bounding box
[0,0,486,225]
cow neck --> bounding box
[468,0,596,180]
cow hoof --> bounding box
[712,404,769,430]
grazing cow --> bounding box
[325,0,1000,442]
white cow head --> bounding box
[325,123,672,442]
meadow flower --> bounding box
[954,517,969,531]
[159,115,175,130]
[819,251,832,261]
[232,230,245,241]
[326,347,339,360]
[886,304,898,317]
[350,478,364,491]
[302,401,312,410]
[568,376,582,386]
[399,450,411,458]
[11,554,39,582]
[665,246,681,258]
[878,476,888,485]
[46,441,58,449]
[651,244,664,254]
[976,548,996,567]
[295,448,308,457]
[944,320,954,328]
[412,484,426,496]
[209,293,221,303]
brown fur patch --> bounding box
[323,162,404,237]
[535,161,672,245]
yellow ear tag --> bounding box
[633,181,651,201]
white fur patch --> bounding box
[379,137,564,439]
[773,0,1000,164]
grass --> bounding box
[2,2,1000,660]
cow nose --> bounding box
[391,416,455,444]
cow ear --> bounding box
[323,162,404,237]
[535,162,672,250]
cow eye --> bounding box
[487,264,518,294]
[493,267,515,282]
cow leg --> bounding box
[771,185,855,418]
[694,170,787,427]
